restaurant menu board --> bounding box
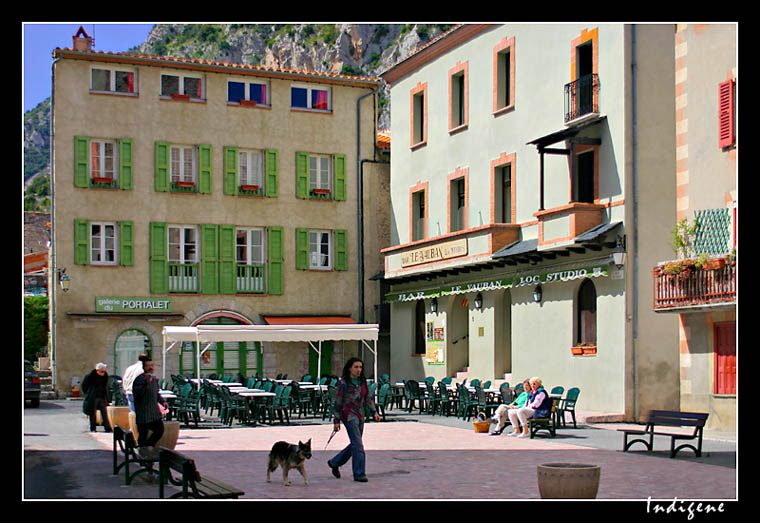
[426,323,445,365]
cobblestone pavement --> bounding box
[24,400,738,506]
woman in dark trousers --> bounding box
[328,358,381,482]
[81,362,112,432]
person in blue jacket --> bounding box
[506,377,552,438]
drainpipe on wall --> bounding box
[631,24,639,420]
[49,56,60,393]
[356,87,379,327]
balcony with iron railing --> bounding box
[564,74,599,124]
[653,208,736,312]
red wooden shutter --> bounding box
[718,80,735,148]
[714,321,736,395]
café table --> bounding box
[237,391,276,424]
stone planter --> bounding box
[537,463,600,499]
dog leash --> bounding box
[324,427,338,450]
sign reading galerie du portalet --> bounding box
[96,296,172,313]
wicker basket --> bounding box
[473,420,490,433]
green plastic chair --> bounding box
[550,386,565,398]
[437,382,456,417]
[558,387,580,428]
[376,383,391,421]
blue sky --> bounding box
[23,23,155,113]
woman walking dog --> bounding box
[327,358,381,482]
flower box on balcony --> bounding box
[241,185,259,192]
[172,93,191,101]
[175,181,195,188]
[91,177,113,184]
[312,189,330,195]
[239,100,257,107]
[700,257,726,271]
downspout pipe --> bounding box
[631,24,639,421]
[49,55,60,392]
[356,86,379,327]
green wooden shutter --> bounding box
[119,139,133,190]
[219,225,236,294]
[223,146,238,196]
[198,144,213,194]
[73,219,89,265]
[265,149,279,197]
[333,154,347,201]
[119,221,134,266]
[267,226,284,295]
[149,222,168,294]
[154,142,170,192]
[201,224,219,294]
[334,229,348,270]
[295,228,309,270]
[295,151,309,199]
[73,136,90,188]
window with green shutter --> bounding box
[267,226,284,295]
[73,219,134,266]
[295,228,310,270]
[334,229,348,270]
[149,222,168,294]
[295,152,346,200]
[155,142,170,192]
[265,149,279,197]
[73,136,132,190]
[219,225,236,294]
[223,146,238,196]
[198,144,213,194]
[201,224,219,294]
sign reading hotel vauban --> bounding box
[96,296,172,313]
[401,238,467,267]
[385,264,608,302]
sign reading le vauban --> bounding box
[96,296,172,313]
[386,264,608,302]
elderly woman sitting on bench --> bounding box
[506,377,552,438]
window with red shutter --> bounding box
[714,321,736,395]
[718,80,735,149]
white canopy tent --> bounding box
[161,324,379,387]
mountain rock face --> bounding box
[24,23,455,201]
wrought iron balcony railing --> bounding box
[564,74,599,123]
[653,258,736,311]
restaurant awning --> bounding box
[162,323,379,383]
[263,316,356,325]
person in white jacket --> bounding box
[121,354,150,412]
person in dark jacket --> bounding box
[81,362,112,432]
[132,358,168,456]
[327,357,381,482]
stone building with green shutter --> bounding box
[48,28,388,395]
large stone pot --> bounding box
[537,463,600,499]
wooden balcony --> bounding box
[653,258,736,312]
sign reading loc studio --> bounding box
[96,296,172,313]
[386,264,608,302]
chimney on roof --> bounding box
[72,26,93,52]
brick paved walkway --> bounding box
[86,418,737,500]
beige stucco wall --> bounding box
[50,55,384,392]
[385,24,678,418]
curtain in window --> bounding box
[312,89,328,110]
[250,84,266,104]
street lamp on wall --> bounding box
[474,293,483,309]
[57,268,71,292]
[430,298,438,313]
[613,235,627,269]
[533,285,543,303]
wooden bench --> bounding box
[158,447,244,499]
[112,425,158,485]
[618,410,708,458]
[528,399,560,439]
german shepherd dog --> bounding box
[267,439,312,486]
